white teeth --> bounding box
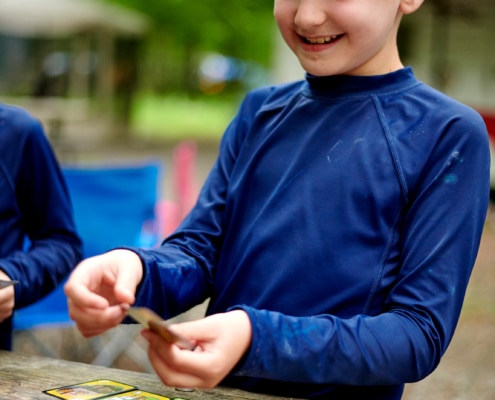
[306,35,339,44]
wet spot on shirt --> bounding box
[327,140,342,163]
[327,140,344,163]
[447,151,464,166]
[443,151,462,184]
[451,151,461,160]
[327,136,364,164]
[444,173,458,184]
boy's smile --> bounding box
[302,34,344,45]
[274,0,423,77]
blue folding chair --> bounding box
[62,162,161,258]
[13,161,162,368]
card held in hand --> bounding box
[127,307,196,350]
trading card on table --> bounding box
[102,389,174,399]
[128,307,195,350]
[44,379,137,399]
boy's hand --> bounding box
[143,310,252,389]
[64,249,143,337]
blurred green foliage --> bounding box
[106,0,276,95]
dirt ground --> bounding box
[12,142,495,399]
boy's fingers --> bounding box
[113,275,138,304]
[68,300,127,335]
[64,280,109,309]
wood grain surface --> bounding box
[0,350,297,400]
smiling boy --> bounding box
[65,1,490,399]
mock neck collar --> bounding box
[303,67,418,98]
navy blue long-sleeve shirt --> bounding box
[131,68,490,399]
[0,103,82,350]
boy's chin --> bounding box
[298,58,353,77]
[300,63,344,77]
[301,60,401,77]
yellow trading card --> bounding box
[44,379,137,399]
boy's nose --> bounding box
[294,0,327,28]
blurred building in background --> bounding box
[399,0,495,113]
[0,0,149,149]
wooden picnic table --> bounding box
[0,350,299,400]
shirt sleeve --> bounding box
[132,95,251,318]
[0,114,82,308]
